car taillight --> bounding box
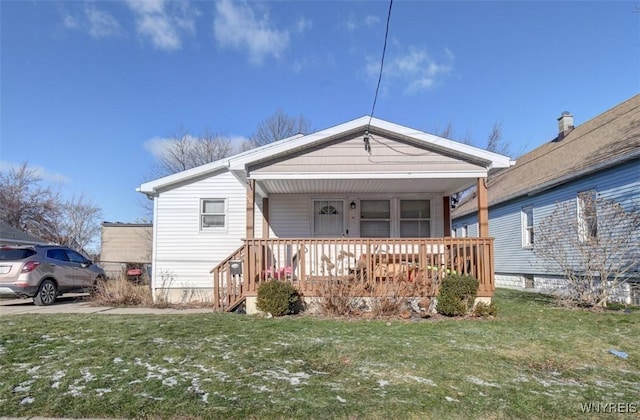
[22,261,41,273]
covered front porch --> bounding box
[211,173,493,311]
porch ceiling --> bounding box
[257,177,477,195]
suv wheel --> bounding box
[34,279,57,306]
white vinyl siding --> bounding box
[521,206,534,248]
[152,171,249,289]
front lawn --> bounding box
[0,289,638,419]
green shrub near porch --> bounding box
[436,274,479,316]
[256,280,299,316]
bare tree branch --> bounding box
[534,195,640,307]
[246,109,312,149]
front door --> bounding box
[313,200,344,237]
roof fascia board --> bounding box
[453,151,640,219]
[250,170,488,180]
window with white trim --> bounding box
[399,200,431,237]
[577,190,597,242]
[201,199,226,229]
[522,206,534,248]
[360,200,390,237]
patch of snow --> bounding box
[467,376,499,387]
[80,368,96,382]
[163,377,178,387]
[445,396,459,402]
[336,396,346,403]
[13,380,35,393]
[95,388,112,397]
[138,392,164,401]
[65,385,85,397]
[406,375,437,387]
[378,379,389,388]
[20,396,35,405]
[113,357,123,364]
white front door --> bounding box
[313,200,344,237]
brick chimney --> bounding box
[557,111,574,140]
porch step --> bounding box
[226,296,246,313]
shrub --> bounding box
[436,274,479,316]
[474,301,498,318]
[91,275,152,306]
[256,280,299,317]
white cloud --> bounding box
[213,0,290,65]
[126,0,199,51]
[85,4,121,38]
[61,3,120,39]
[364,15,381,27]
[296,17,312,33]
[0,161,70,184]
[367,46,454,95]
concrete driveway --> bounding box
[0,294,213,315]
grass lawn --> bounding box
[1,289,638,419]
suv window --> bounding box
[0,248,37,260]
[47,248,70,262]
[67,250,87,264]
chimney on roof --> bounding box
[557,111,574,140]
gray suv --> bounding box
[0,245,105,305]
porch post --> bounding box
[262,197,269,239]
[477,177,489,237]
[442,196,451,237]
[246,179,255,239]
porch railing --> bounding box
[212,238,495,311]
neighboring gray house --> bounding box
[0,220,49,246]
[452,94,640,304]
[100,222,153,279]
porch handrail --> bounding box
[212,237,495,311]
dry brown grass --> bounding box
[314,275,437,318]
[91,275,153,306]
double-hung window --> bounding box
[201,199,226,230]
[522,206,534,248]
[577,190,597,242]
[399,200,430,237]
[360,200,390,237]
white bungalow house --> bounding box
[138,116,513,311]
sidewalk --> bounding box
[0,295,214,316]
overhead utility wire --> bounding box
[364,0,394,154]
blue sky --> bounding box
[1,0,639,225]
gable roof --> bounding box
[0,220,49,245]
[138,116,513,195]
[453,94,640,217]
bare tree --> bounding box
[242,109,312,150]
[53,193,103,254]
[485,121,511,156]
[534,194,640,308]
[150,128,234,178]
[0,163,103,253]
[0,163,62,241]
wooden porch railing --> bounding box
[211,238,494,311]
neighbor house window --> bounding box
[577,190,597,242]
[360,200,390,237]
[399,200,431,237]
[522,206,534,248]
[201,199,226,229]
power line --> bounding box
[367,0,394,131]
